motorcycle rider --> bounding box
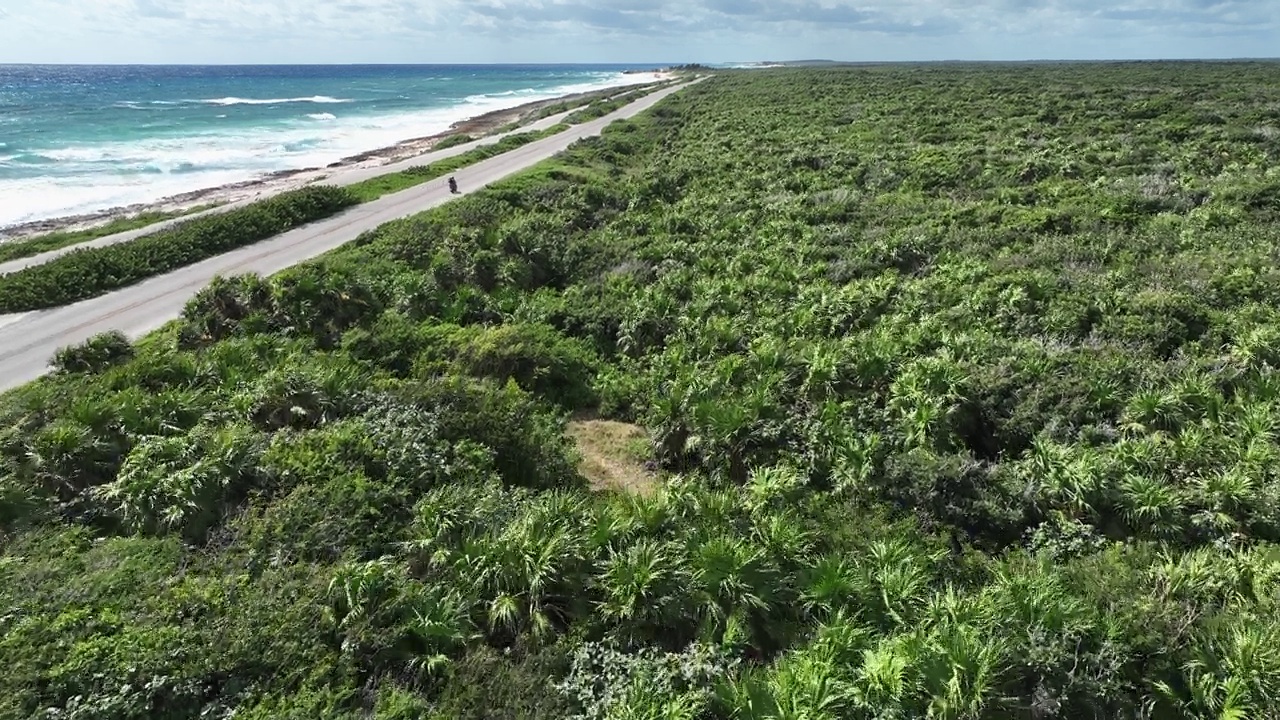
[447,176,458,194]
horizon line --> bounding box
[2,57,1279,67]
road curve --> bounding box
[0,81,695,393]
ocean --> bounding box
[0,64,663,229]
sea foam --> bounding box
[0,70,666,229]
[200,95,354,106]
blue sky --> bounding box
[1,0,1276,64]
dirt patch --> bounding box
[566,418,658,495]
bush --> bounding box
[51,330,135,374]
[434,133,475,150]
[412,322,599,409]
[0,186,357,312]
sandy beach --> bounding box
[0,71,673,242]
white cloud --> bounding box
[0,0,1276,63]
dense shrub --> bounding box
[51,330,135,374]
[7,63,1280,719]
[0,186,357,312]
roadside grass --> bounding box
[346,124,571,202]
[0,205,219,265]
[529,81,663,122]
[564,82,676,125]
[432,133,475,150]
[0,186,358,313]
[0,87,634,265]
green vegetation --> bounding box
[532,81,672,126]
[0,205,217,264]
[347,125,570,202]
[0,186,356,312]
[564,82,675,125]
[5,61,1280,718]
[0,84,663,310]
[530,83,656,122]
[433,133,477,150]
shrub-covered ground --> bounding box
[4,62,1280,719]
[0,186,358,312]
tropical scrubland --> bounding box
[4,62,1280,719]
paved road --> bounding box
[0,108,587,276]
[0,81,695,392]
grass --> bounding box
[566,417,657,494]
[0,205,217,265]
[0,90,626,269]
[346,124,571,202]
[0,80,667,303]
[433,133,476,151]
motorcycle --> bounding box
[447,176,459,194]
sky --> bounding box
[0,0,1277,64]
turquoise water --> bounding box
[0,64,662,227]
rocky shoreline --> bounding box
[0,76,670,242]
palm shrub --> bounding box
[176,273,278,350]
[427,644,577,720]
[1153,616,1280,719]
[593,538,694,645]
[51,331,135,375]
[235,355,373,432]
[411,322,599,410]
[326,557,479,682]
[92,423,264,540]
[269,261,385,348]
[403,484,594,646]
[376,376,582,491]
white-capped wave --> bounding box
[199,95,354,106]
[0,71,666,228]
[306,113,337,121]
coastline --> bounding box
[1,72,672,242]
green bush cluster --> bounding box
[0,186,357,312]
[564,82,673,125]
[347,126,571,202]
[432,133,476,150]
[50,330,135,375]
[531,81,667,122]
[5,62,1280,718]
[0,208,210,264]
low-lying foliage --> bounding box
[432,133,476,150]
[0,186,357,312]
[347,126,571,202]
[5,62,1280,719]
[0,205,220,264]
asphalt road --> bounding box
[0,81,694,393]
[0,106,585,276]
